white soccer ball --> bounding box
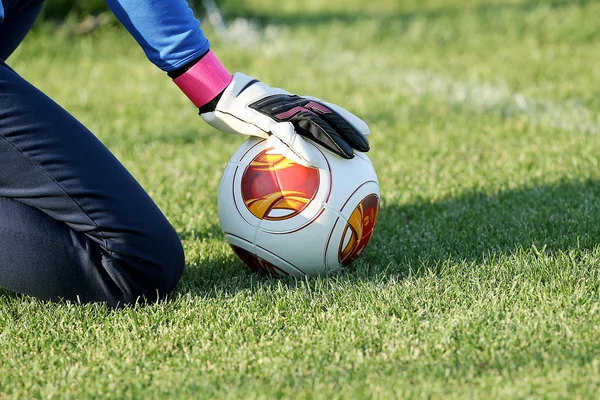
[218,137,380,276]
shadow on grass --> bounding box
[375,178,600,271]
[2,178,596,304]
[228,0,595,27]
[181,178,600,297]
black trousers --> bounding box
[0,0,185,306]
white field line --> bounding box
[220,20,600,134]
[380,69,600,134]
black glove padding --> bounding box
[249,94,370,159]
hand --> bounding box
[200,73,370,165]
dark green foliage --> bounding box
[39,0,109,19]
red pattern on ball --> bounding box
[241,150,320,220]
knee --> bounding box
[110,227,185,305]
[151,229,185,296]
[145,228,185,299]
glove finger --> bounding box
[269,122,321,168]
[302,101,370,153]
[302,96,371,136]
[309,105,370,153]
[291,113,355,159]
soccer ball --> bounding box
[218,137,380,276]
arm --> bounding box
[105,0,209,72]
[107,0,370,165]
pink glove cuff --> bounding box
[173,50,233,108]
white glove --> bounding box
[171,51,369,167]
[200,73,370,167]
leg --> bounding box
[0,0,44,61]
[0,61,184,306]
[0,197,118,302]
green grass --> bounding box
[3,0,600,398]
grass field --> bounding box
[3,0,600,398]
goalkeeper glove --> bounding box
[171,50,370,166]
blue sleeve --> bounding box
[105,0,210,72]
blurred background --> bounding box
[37,0,506,28]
